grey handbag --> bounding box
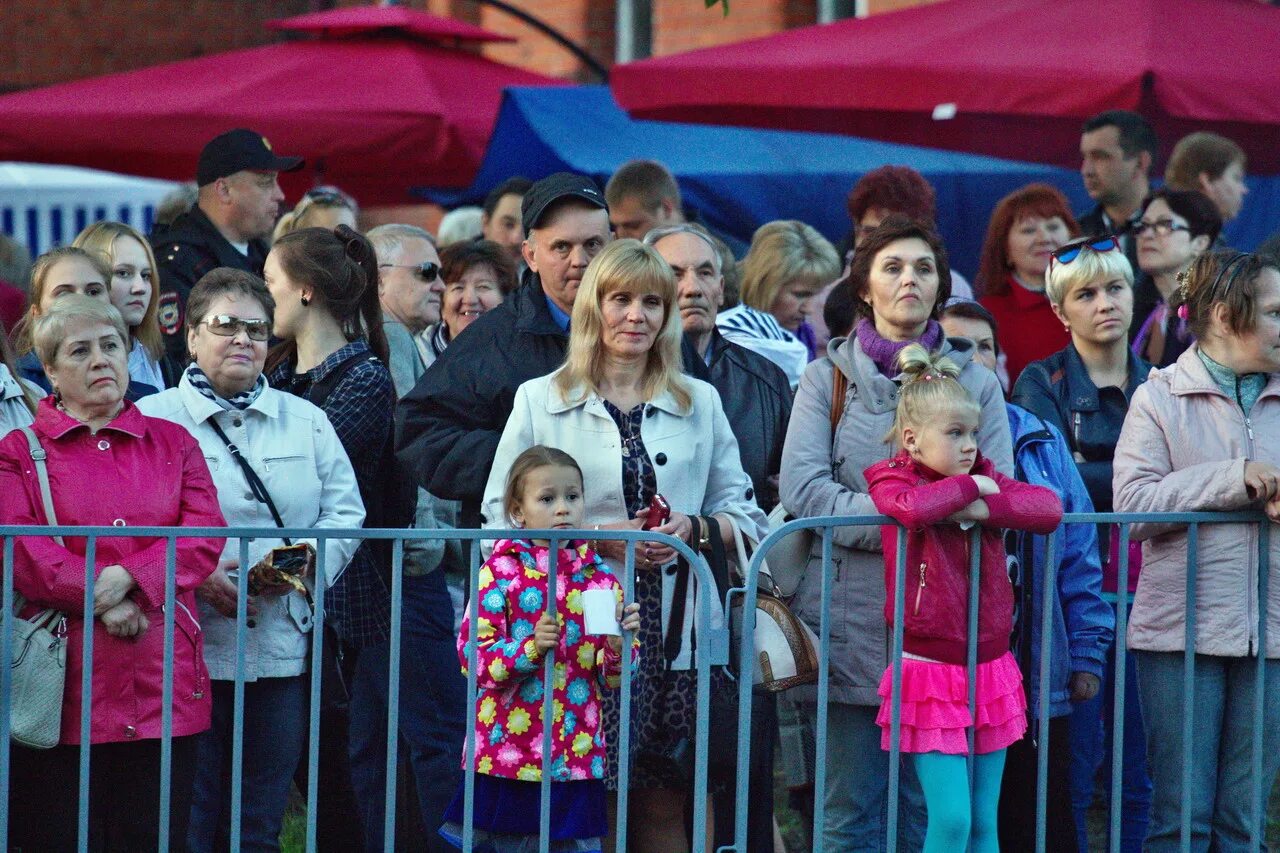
[8,426,67,749]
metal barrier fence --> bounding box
[0,513,1274,852]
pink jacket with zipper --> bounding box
[0,398,226,744]
[1114,346,1280,657]
[865,451,1062,665]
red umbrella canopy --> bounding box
[0,6,561,205]
[612,0,1280,173]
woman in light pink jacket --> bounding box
[1113,249,1280,852]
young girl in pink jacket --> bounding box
[442,445,640,852]
[864,344,1062,853]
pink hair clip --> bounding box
[1176,304,1189,320]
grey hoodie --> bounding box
[779,334,1013,705]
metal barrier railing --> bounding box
[1,513,1273,852]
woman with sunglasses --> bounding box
[1012,235,1152,852]
[1113,249,1280,851]
[272,185,359,243]
[136,268,365,852]
[977,184,1081,386]
[1131,189,1222,368]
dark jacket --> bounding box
[1011,343,1150,514]
[705,328,792,511]
[150,205,268,363]
[1077,203,1141,275]
[395,272,711,527]
[865,451,1062,666]
[17,351,157,402]
[1006,404,1113,719]
[1129,274,1193,368]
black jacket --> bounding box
[705,328,792,511]
[1077,203,1141,276]
[1010,343,1150,513]
[150,205,268,363]
[1129,274,1193,368]
[395,273,710,526]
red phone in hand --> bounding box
[642,494,671,530]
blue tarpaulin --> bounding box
[421,86,1276,277]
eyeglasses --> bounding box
[379,262,440,283]
[201,314,271,341]
[1133,219,1191,238]
[1048,236,1122,274]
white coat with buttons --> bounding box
[482,371,768,670]
[138,374,366,680]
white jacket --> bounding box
[0,365,41,438]
[482,371,768,670]
[137,374,365,680]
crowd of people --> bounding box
[1,108,1278,853]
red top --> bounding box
[980,275,1071,388]
[0,397,226,744]
[865,451,1062,665]
[0,280,25,336]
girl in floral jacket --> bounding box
[442,446,640,852]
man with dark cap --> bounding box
[397,172,710,529]
[151,128,302,361]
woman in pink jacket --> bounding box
[1113,249,1280,852]
[0,295,225,851]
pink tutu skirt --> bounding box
[875,650,1027,755]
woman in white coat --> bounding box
[0,331,42,434]
[483,238,767,853]
[137,267,365,853]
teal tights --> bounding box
[913,750,1007,853]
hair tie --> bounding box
[1176,304,1189,320]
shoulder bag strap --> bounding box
[830,367,848,433]
[17,427,63,620]
[205,418,292,545]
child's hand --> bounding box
[608,602,641,652]
[947,499,990,524]
[971,475,1001,496]
[534,611,560,654]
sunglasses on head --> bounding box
[379,261,440,283]
[1048,235,1123,272]
[202,314,271,341]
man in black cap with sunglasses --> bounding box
[151,128,303,363]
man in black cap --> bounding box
[151,128,303,362]
[397,172,710,528]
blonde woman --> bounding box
[483,239,766,853]
[716,220,840,387]
[74,220,171,392]
[271,186,358,244]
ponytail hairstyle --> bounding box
[885,343,981,448]
[265,225,389,373]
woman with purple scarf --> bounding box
[779,216,1013,851]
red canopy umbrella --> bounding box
[0,6,562,205]
[613,0,1280,173]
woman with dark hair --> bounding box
[1131,188,1222,367]
[780,216,1012,851]
[423,238,518,366]
[976,184,1081,385]
[262,224,400,851]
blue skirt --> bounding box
[439,774,607,850]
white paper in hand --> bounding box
[582,588,621,636]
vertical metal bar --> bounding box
[966,525,981,783]
[887,525,907,853]
[230,536,251,852]
[811,528,834,847]
[78,535,97,853]
[733,527,763,852]
[462,538,481,853]
[1035,530,1059,853]
[1250,521,1269,851]
[1109,525,1131,853]
[615,538,636,853]
[305,537,329,853]
[158,536,177,853]
[1179,523,1198,853]
[0,536,15,853]
[691,537,711,853]
[382,536,405,850]
[539,535,560,853]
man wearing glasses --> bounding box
[367,224,444,397]
[152,128,302,363]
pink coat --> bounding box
[1114,347,1280,657]
[0,398,226,744]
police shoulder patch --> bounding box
[158,292,183,336]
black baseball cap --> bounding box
[521,172,606,236]
[196,129,304,186]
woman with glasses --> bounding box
[1012,237,1151,853]
[137,268,365,852]
[1113,249,1280,851]
[976,184,1081,386]
[1131,189,1223,368]
[272,185,359,243]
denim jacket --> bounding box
[1006,404,1114,719]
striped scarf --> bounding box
[184,363,265,411]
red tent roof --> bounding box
[0,8,560,205]
[613,0,1280,172]
[266,6,515,44]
